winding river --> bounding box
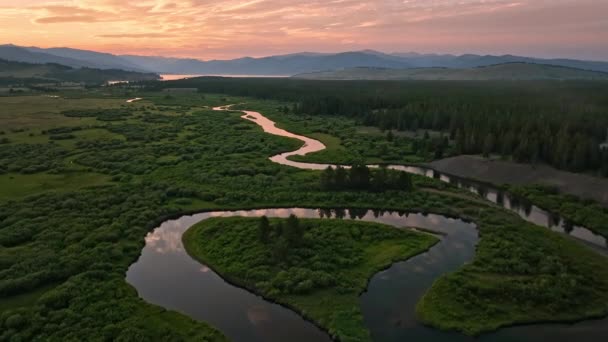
[126,104,608,341]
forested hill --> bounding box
[293,63,608,80]
[0,59,160,85]
[148,78,608,176]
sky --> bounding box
[0,0,607,61]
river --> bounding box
[126,104,608,342]
[220,105,607,252]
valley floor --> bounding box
[1,91,608,341]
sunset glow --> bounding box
[1,0,607,60]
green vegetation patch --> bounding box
[417,211,608,335]
[0,96,124,130]
[232,101,438,164]
[183,216,439,342]
[0,172,111,201]
[0,143,68,174]
[0,273,226,341]
[62,108,135,121]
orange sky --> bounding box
[1,0,607,60]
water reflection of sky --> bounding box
[128,208,478,342]
[130,207,608,341]
[141,209,469,257]
[449,176,607,249]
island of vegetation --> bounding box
[183,215,439,342]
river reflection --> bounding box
[127,208,476,342]
[128,208,608,342]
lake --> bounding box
[161,74,290,81]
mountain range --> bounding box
[293,63,608,81]
[0,59,159,85]
[2,44,608,76]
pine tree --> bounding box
[285,214,303,246]
[455,129,465,154]
[371,167,388,192]
[397,172,413,191]
[334,166,348,190]
[349,164,370,190]
[483,133,495,158]
[320,166,335,190]
[386,130,394,142]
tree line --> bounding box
[150,78,608,176]
[320,165,413,192]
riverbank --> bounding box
[417,213,608,335]
[429,155,608,207]
[182,216,439,342]
[508,185,608,239]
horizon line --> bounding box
[3,43,608,63]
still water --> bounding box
[161,74,289,81]
[127,209,476,342]
[127,208,608,342]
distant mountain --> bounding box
[2,44,608,76]
[24,46,147,72]
[120,55,208,74]
[122,51,413,75]
[0,45,101,69]
[0,44,149,72]
[0,59,159,85]
[293,63,608,81]
[390,52,608,72]
[117,50,608,75]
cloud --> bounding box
[35,15,98,23]
[97,33,178,38]
[0,0,606,60]
[356,21,380,28]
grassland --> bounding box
[0,172,110,201]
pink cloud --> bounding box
[35,15,98,23]
[0,0,605,60]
